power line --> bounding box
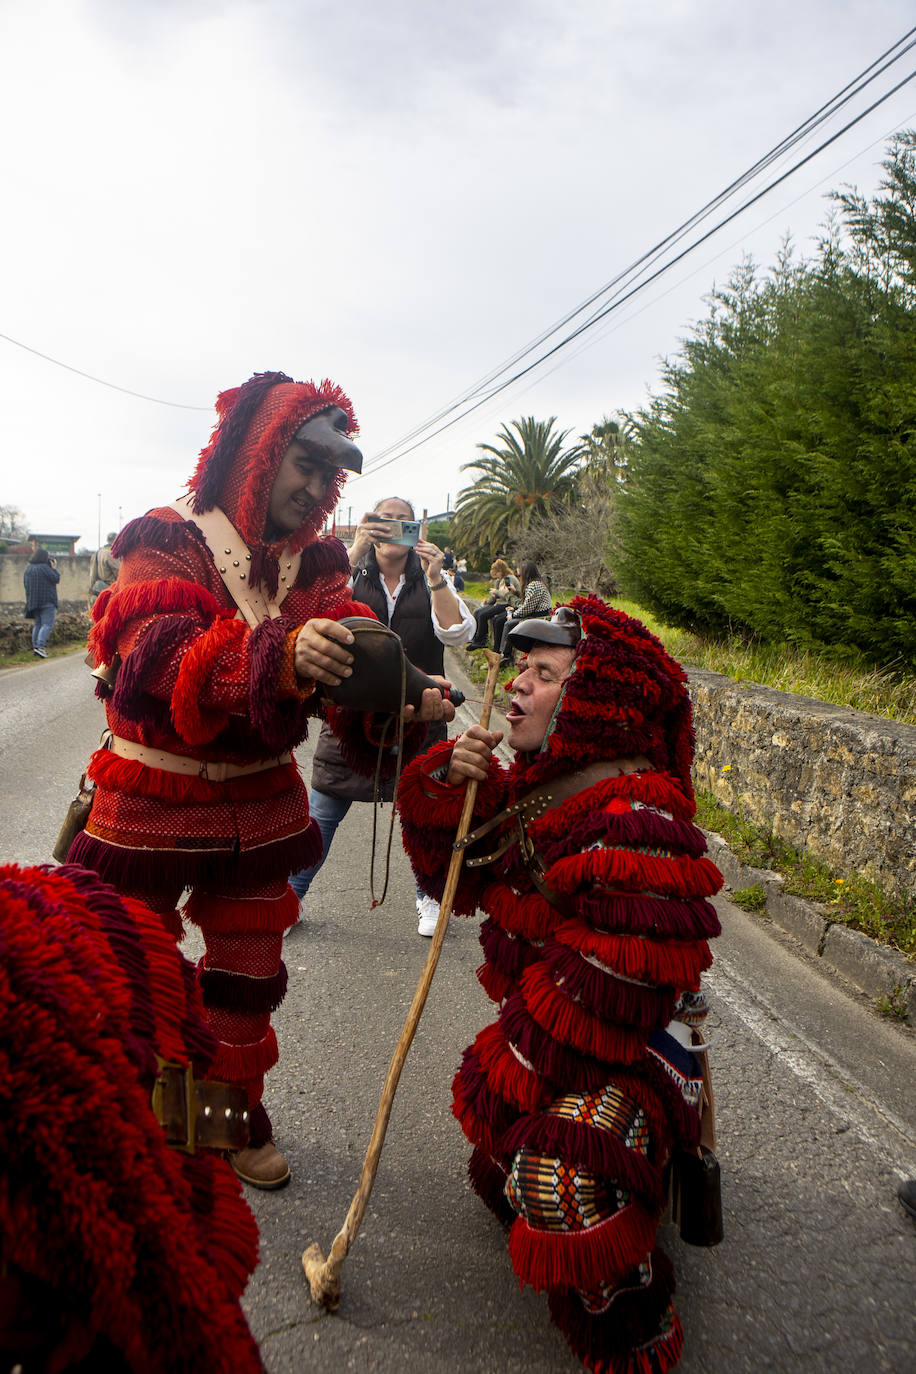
[0,332,211,410]
[355,29,916,478]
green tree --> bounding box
[616,130,916,665]
[452,416,585,557]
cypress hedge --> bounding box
[617,132,916,666]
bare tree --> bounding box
[0,505,27,541]
[510,461,621,598]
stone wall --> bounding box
[0,553,92,608]
[0,607,90,656]
[689,667,916,897]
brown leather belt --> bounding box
[151,1058,250,1153]
[109,733,291,782]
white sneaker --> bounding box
[283,899,306,939]
[416,893,440,938]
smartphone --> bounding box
[365,516,420,547]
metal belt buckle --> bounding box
[151,1056,197,1154]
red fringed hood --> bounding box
[508,594,696,800]
[187,370,358,556]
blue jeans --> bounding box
[289,789,351,899]
[289,787,430,907]
[32,605,56,651]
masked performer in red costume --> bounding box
[0,861,262,1373]
[397,597,722,1374]
[67,370,450,1191]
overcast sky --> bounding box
[2,0,915,548]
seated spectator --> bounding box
[498,561,552,665]
[467,558,520,650]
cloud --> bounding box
[1,0,913,538]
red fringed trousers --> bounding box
[128,876,298,1147]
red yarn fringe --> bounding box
[547,1253,680,1373]
[472,1020,548,1114]
[497,1113,664,1212]
[69,827,319,894]
[467,1145,515,1223]
[477,960,514,1003]
[542,942,676,1031]
[519,963,646,1065]
[184,884,300,935]
[209,1025,278,1082]
[547,847,722,901]
[87,745,303,805]
[90,577,223,665]
[507,1200,657,1293]
[554,921,711,989]
[171,618,244,745]
[576,891,722,941]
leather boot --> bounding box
[229,1142,291,1190]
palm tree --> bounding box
[578,415,634,479]
[453,416,585,556]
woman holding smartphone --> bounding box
[290,496,475,936]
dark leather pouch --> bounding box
[673,1145,724,1247]
[53,774,95,864]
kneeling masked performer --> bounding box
[68,370,448,1191]
[397,596,722,1374]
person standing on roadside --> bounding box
[290,496,475,937]
[66,371,453,1191]
[88,531,121,605]
[24,547,59,658]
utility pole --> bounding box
[97,493,101,549]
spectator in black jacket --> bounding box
[24,548,60,659]
[289,496,475,937]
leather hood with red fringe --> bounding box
[0,862,262,1374]
[509,594,695,801]
[186,369,357,556]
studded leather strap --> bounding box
[170,494,302,628]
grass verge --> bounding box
[463,584,916,723]
[608,598,916,726]
[695,789,916,957]
[0,639,85,668]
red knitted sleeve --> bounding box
[397,740,507,916]
[93,512,376,753]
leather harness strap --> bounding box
[170,494,302,629]
[456,760,637,859]
[455,759,650,916]
[151,1057,250,1153]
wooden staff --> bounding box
[303,648,504,1311]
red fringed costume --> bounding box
[68,372,386,1150]
[0,862,262,1372]
[397,596,722,1374]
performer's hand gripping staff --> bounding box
[302,648,504,1311]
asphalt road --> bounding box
[1,648,914,1372]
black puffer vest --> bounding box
[311,549,446,801]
